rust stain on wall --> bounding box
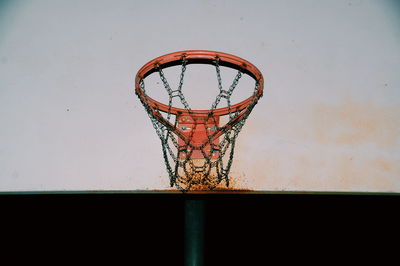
[182,98,400,192]
[244,152,399,191]
[372,157,398,174]
[312,99,400,148]
[334,156,364,189]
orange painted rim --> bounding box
[135,50,264,116]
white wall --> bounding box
[0,0,399,192]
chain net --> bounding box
[137,56,261,191]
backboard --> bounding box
[0,0,399,194]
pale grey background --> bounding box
[0,0,399,192]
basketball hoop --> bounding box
[135,50,263,191]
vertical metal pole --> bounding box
[184,199,204,266]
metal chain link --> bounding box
[158,57,191,111]
[211,60,242,120]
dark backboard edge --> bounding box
[0,190,398,196]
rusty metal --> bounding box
[135,50,263,191]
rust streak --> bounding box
[312,99,400,148]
